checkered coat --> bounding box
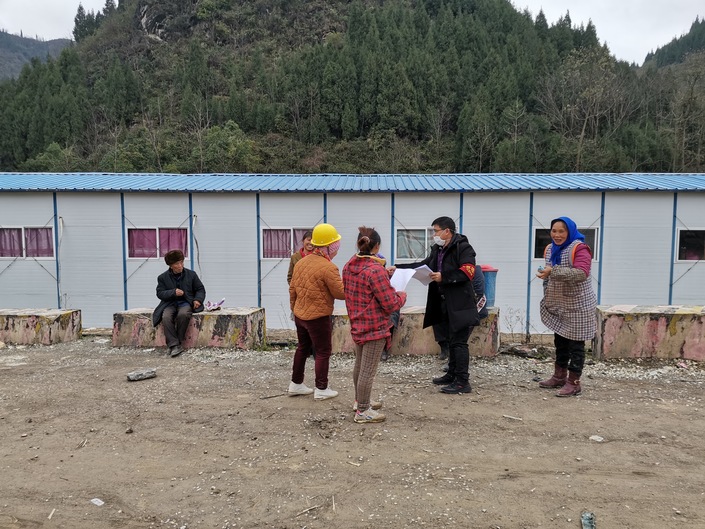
[342,255,406,346]
[540,240,597,341]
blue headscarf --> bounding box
[549,216,584,266]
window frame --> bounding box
[126,226,188,260]
[676,228,705,262]
[394,226,434,262]
[0,226,55,259]
[533,227,599,261]
[261,227,313,260]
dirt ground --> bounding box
[1,332,704,529]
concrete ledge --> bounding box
[595,305,705,361]
[332,306,500,357]
[112,308,266,349]
[0,309,82,345]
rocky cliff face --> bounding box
[135,0,197,41]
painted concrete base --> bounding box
[595,305,705,361]
[0,309,82,345]
[332,306,500,357]
[112,308,266,349]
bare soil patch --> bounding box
[1,335,704,529]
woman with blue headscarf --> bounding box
[536,217,597,397]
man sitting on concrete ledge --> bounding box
[152,250,206,357]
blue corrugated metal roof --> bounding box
[1,172,705,192]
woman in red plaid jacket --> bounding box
[343,227,407,424]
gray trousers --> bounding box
[161,304,192,347]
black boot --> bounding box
[432,373,454,385]
[440,381,472,394]
[438,343,449,360]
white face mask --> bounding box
[433,235,446,247]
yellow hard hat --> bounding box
[311,223,341,246]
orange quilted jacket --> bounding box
[289,254,345,320]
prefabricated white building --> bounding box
[1,173,704,333]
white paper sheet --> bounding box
[390,268,415,291]
[390,265,434,291]
[412,265,433,286]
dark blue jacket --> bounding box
[152,268,206,326]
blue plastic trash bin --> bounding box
[480,264,498,307]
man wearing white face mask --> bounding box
[390,216,480,394]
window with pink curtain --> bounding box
[0,228,22,257]
[25,228,54,257]
[159,228,188,257]
[263,229,291,258]
[128,228,158,258]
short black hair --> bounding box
[432,216,456,233]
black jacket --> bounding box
[152,268,206,326]
[397,233,479,331]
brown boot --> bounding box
[538,364,567,388]
[556,371,581,397]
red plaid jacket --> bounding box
[342,254,406,345]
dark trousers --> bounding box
[292,315,332,390]
[162,304,193,348]
[554,333,585,376]
[433,303,472,385]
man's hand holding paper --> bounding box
[389,264,434,291]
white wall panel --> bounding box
[0,193,58,309]
[123,193,193,315]
[463,192,532,335]
[600,193,672,305]
[392,193,462,308]
[327,193,391,263]
[327,193,393,322]
[259,193,325,329]
[672,193,705,303]
[55,193,123,327]
[125,193,261,317]
[529,193,603,333]
[193,193,259,307]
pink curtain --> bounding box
[0,228,22,257]
[159,228,188,257]
[292,228,310,252]
[263,229,291,258]
[128,229,158,258]
[25,228,54,257]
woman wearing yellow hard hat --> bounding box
[288,223,345,400]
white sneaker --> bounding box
[354,408,386,423]
[288,382,314,396]
[353,400,382,411]
[314,387,338,400]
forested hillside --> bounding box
[1,0,704,174]
[0,31,70,81]
[644,18,705,67]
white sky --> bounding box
[0,0,106,40]
[1,1,703,64]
